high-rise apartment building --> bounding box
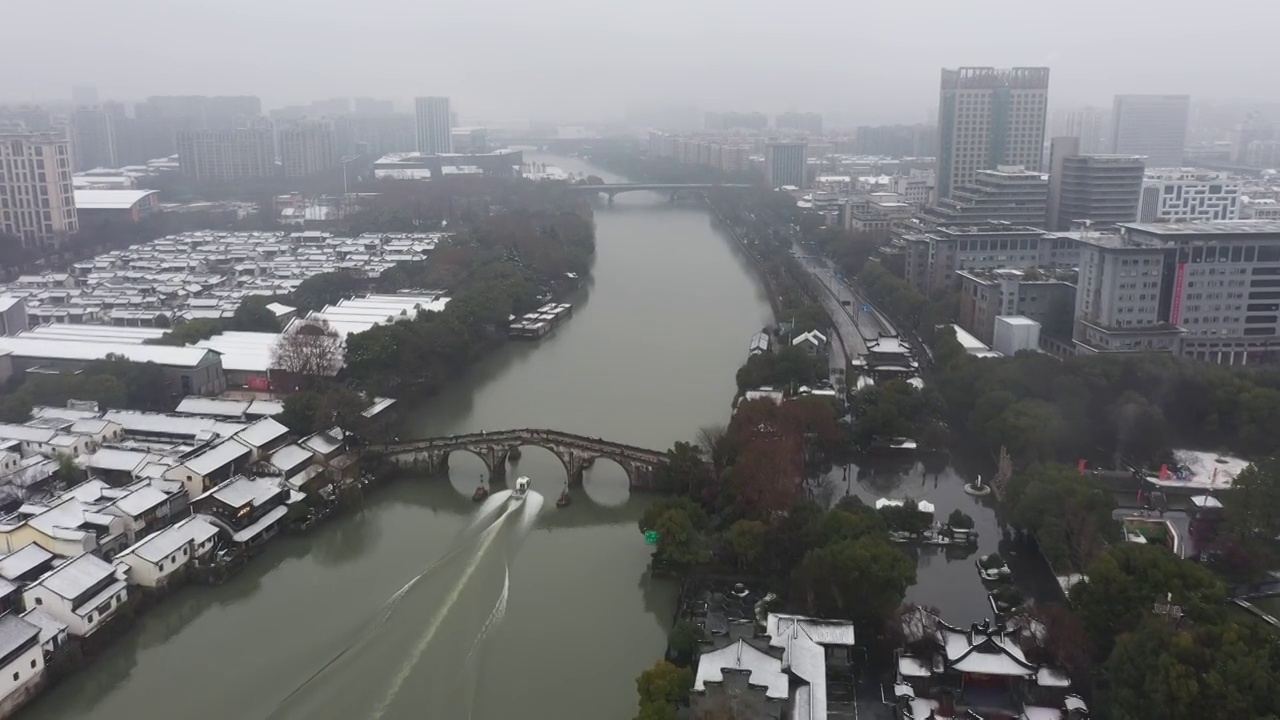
[335,114,416,158]
[920,166,1049,228]
[1046,136,1144,231]
[414,97,452,155]
[764,142,807,189]
[1139,169,1241,223]
[176,128,275,181]
[1072,220,1280,363]
[1110,95,1190,168]
[1058,106,1108,154]
[936,67,1050,200]
[70,105,121,171]
[278,120,338,177]
[0,131,78,247]
[854,124,937,158]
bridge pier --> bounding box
[606,192,616,204]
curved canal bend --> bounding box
[20,155,776,720]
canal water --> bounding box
[20,154,776,720]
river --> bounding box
[19,154,776,720]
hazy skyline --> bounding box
[4,0,1277,125]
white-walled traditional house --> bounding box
[115,515,219,587]
[21,553,128,637]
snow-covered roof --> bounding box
[183,440,251,476]
[693,639,789,700]
[0,336,216,368]
[941,624,1035,677]
[174,397,250,418]
[268,444,313,475]
[233,418,288,449]
[0,544,54,581]
[231,505,289,543]
[199,475,281,509]
[32,552,115,602]
[72,189,158,210]
[764,613,855,720]
[118,515,219,564]
[21,607,67,645]
[0,613,40,659]
[111,484,170,518]
[301,427,344,456]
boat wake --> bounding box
[265,488,543,720]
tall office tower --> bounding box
[414,97,452,154]
[137,95,263,129]
[1046,136,1145,231]
[175,127,275,181]
[1231,113,1274,165]
[763,142,807,188]
[1061,107,1108,154]
[278,120,338,177]
[936,67,1050,200]
[775,112,823,135]
[0,106,53,132]
[71,85,98,106]
[0,131,78,247]
[70,105,120,170]
[1110,95,1191,168]
[335,113,416,157]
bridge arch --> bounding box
[578,454,632,507]
[497,442,575,487]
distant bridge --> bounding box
[570,183,755,202]
[371,429,670,490]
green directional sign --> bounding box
[644,530,660,545]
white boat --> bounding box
[510,476,531,506]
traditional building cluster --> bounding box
[0,396,388,715]
[0,230,444,327]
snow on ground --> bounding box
[1057,574,1086,595]
[1148,450,1251,490]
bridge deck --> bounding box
[374,428,668,461]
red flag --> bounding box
[1159,464,1169,480]
[1077,458,1087,475]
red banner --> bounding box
[1169,263,1188,325]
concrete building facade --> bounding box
[0,131,78,248]
[1110,95,1190,168]
[957,267,1076,345]
[1072,220,1280,364]
[1046,136,1144,231]
[920,166,1048,228]
[764,142,807,189]
[897,223,1076,293]
[936,67,1050,200]
[1139,169,1241,223]
[176,128,274,181]
[414,97,452,155]
[278,120,338,178]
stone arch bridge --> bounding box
[370,429,670,490]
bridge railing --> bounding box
[375,429,670,459]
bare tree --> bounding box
[272,319,343,389]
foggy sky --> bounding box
[5,0,1277,125]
